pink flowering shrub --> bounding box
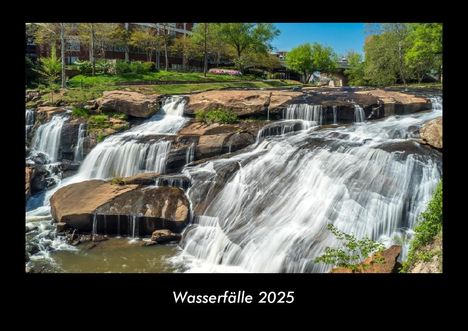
[208,68,242,76]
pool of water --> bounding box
[45,238,179,273]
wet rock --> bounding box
[50,179,190,235]
[50,180,139,229]
[185,90,302,117]
[420,117,442,149]
[97,90,162,118]
[119,172,161,185]
[25,167,34,199]
[355,89,431,116]
[150,229,182,243]
[56,222,68,233]
[331,245,402,273]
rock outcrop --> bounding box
[185,90,302,117]
[36,106,67,122]
[355,89,431,116]
[420,117,442,149]
[331,245,402,273]
[50,179,190,235]
[25,167,33,199]
[97,91,162,118]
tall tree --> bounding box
[216,23,280,72]
[129,26,163,62]
[285,43,336,83]
[170,35,198,71]
[159,23,174,71]
[405,23,443,82]
[344,51,366,86]
[33,23,67,87]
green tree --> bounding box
[285,43,336,83]
[170,36,199,70]
[345,51,366,86]
[216,23,279,72]
[33,45,61,101]
[315,224,385,272]
[129,27,163,62]
[405,23,443,83]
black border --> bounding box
[5,4,463,315]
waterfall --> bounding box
[73,123,86,162]
[284,104,323,125]
[171,103,442,273]
[186,143,195,164]
[430,96,442,111]
[92,213,97,238]
[26,108,35,139]
[129,215,139,243]
[332,106,337,124]
[31,115,67,162]
[72,96,187,180]
[354,104,365,123]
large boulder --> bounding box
[420,117,442,149]
[50,180,138,229]
[185,90,302,117]
[50,179,190,235]
[36,106,67,122]
[331,245,402,273]
[355,89,431,116]
[97,90,162,118]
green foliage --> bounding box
[314,224,385,272]
[33,46,61,86]
[344,51,367,86]
[401,180,442,272]
[216,23,280,72]
[404,23,443,83]
[110,177,124,185]
[74,60,93,75]
[72,107,89,118]
[88,114,109,129]
[196,109,238,124]
[285,43,336,83]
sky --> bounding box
[272,23,366,56]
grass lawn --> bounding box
[68,71,260,87]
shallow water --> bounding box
[49,238,178,273]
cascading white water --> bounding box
[26,108,35,139]
[430,96,442,111]
[186,143,195,164]
[71,96,187,180]
[73,123,86,162]
[354,104,365,123]
[284,104,323,125]
[172,100,443,273]
[332,106,337,124]
[31,115,67,162]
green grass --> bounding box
[388,82,442,89]
[196,109,239,124]
[400,180,442,272]
[68,71,259,87]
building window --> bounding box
[66,39,80,52]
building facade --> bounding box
[27,23,202,70]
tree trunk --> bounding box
[90,24,95,76]
[164,41,168,71]
[203,23,208,77]
[124,23,129,62]
[60,23,66,89]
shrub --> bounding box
[95,59,115,75]
[314,224,385,272]
[72,107,89,118]
[269,72,285,80]
[116,60,132,75]
[88,114,109,129]
[196,109,238,124]
[74,60,93,75]
[401,180,442,272]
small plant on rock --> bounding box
[315,224,385,272]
